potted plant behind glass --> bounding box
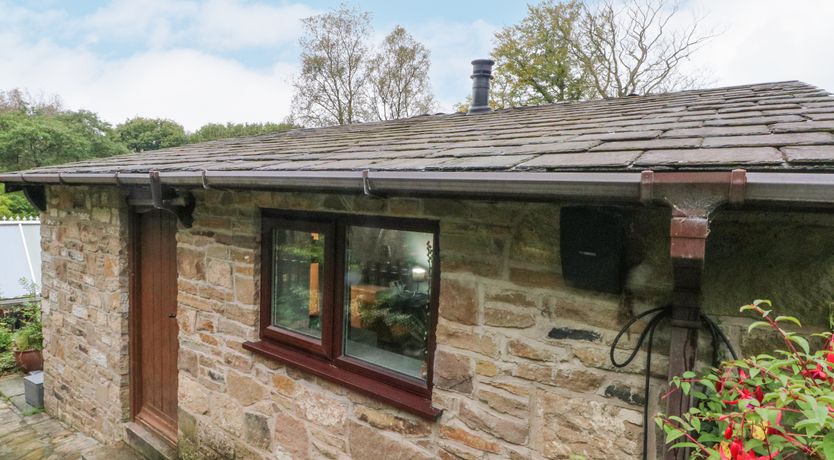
[12,286,43,373]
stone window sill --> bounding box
[242,339,442,420]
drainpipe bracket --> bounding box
[145,171,195,228]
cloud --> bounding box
[0,0,311,130]
[194,0,317,50]
[84,0,197,47]
[0,29,297,130]
[679,0,834,92]
[410,19,499,111]
[83,0,317,51]
[1,0,832,135]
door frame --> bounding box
[128,207,179,444]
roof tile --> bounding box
[635,147,783,166]
[771,120,834,133]
[515,151,641,169]
[661,125,770,138]
[7,81,834,176]
[701,132,834,148]
[591,137,702,151]
[782,145,834,163]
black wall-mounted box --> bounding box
[560,207,625,294]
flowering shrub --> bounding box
[657,300,834,459]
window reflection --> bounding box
[271,229,324,338]
[344,226,433,380]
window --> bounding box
[244,211,441,418]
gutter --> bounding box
[0,170,643,202]
[2,169,834,205]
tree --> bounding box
[366,26,435,121]
[491,0,587,108]
[487,0,713,108]
[291,5,371,127]
[571,0,712,98]
[291,6,435,127]
[0,184,35,219]
[114,117,188,152]
[189,121,296,143]
[0,88,62,116]
[0,110,126,171]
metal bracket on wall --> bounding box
[5,183,47,212]
[126,171,195,227]
[362,170,385,199]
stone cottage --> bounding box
[3,77,834,460]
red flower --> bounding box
[724,425,733,440]
[720,440,780,460]
[766,411,783,436]
[802,363,828,381]
[754,386,764,403]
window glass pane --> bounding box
[272,228,325,338]
[344,225,433,380]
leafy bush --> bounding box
[11,282,42,351]
[657,300,834,459]
[0,323,12,351]
[0,351,16,375]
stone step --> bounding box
[124,422,177,460]
[81,442,145,460]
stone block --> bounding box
[348,421,434,460]
[484,306,536,328]
[434,350,473,394]
[353,405,431,436]
[24,371,44,408]
[227,371,268,406]
[273,413,309,459]
[243,412,271,450]
[438,278,479,325]
[475,387,528,419]
[436,322,499,358]
[439,425,501,454]
[459,402,527,445]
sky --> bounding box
[1,0,833,131]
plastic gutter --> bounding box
[2,169,834,205]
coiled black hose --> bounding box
[609,305,737,460]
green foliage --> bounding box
[0,109,126,171]
[0,323,12,352]
[479,0,712,108]
[657,300,834,459]
[189,121,295,143]
[0,89,127,217]
[12,283,42,352]
[21,407,44,416]
[491,0,587,108]
[358,282,430,356]
[114,117,188,152]
[0,184,35,219]
[0,351,16,375]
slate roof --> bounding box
[15,81,834,176]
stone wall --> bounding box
[175,190,669,460]
[40,186,130,443]
[38,184,834,459]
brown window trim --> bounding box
[259,215,335,358]
[245,209,442,420]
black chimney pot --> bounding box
[468,59,494,114]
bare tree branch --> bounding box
[570,0,716,99]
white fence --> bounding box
[0,216,41,300]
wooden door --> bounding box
[133,209,179,443]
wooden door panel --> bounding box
[134,210,179,443]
